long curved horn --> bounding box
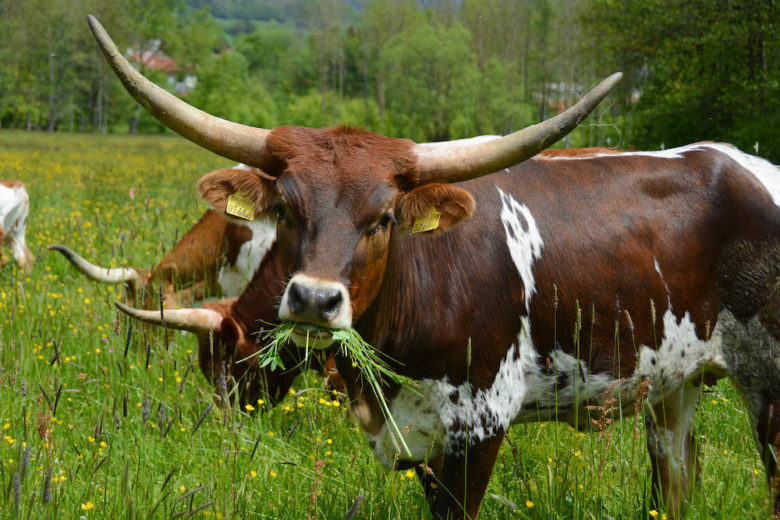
[115,301,223,334]
[87,15,272,170]
[49,244,142,284]
[413,72,623,183]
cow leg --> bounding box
[733,377,780,514]
[430,432,505,520]
[751,395,780,514]
[645,380,702,518]
[721,291,780,513]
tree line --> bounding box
[1,0,777,160]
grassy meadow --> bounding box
[0,130,773,519]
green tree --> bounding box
[362,0,424,119]
[582,0,779,160]
[188,49,278,128]
[381,22,480,141]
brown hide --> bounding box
[145,209,231,308]
[54,164,270,308]
[53,209,246,309]
[353,146,780,518]
[537,146,620,158]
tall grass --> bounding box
[0,131,770,518]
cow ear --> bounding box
[220,316,244,351]
[198,168,275,219]
[396,183,475,234]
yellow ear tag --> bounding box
[412,206,440,234]
[226,190,255,221]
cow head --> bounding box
[89,15,621,347]
[114,299,330,407]
[197,128,480,347]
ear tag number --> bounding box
[412,206,440,234]
[226,190,255,221]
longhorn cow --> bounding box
[89,15,780,519]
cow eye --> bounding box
[271,202,287,221]
[367,213,395,236]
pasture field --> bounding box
[0,130,772,519]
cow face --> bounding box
[199,127,475,347]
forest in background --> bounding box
[0,0,777,160]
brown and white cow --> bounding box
[90,15,780,520]
[49,165,276,308]
[0,180,34,271]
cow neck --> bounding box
[352,175,527,389]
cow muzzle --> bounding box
[278,274,352,348]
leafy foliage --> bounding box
[0,0,775,158]
[582,0,779,160]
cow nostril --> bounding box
[288,282,307,313]
[322,291,343,318]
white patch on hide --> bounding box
[654,257,671,300]
[645,380,701,476]
[217,215,276,296]
[496,187,543,310]
[0,183,30,265]
[636,308,727,402]
[436,317,539,448]
[537,143,709,160]
[533,142,780,206]
[364,383,446,468]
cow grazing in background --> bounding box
[91,14,780,520]
[113,240,345,409]
[0,180,34,271]
[49,165,276,309]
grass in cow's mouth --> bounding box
[260,321,417,456]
